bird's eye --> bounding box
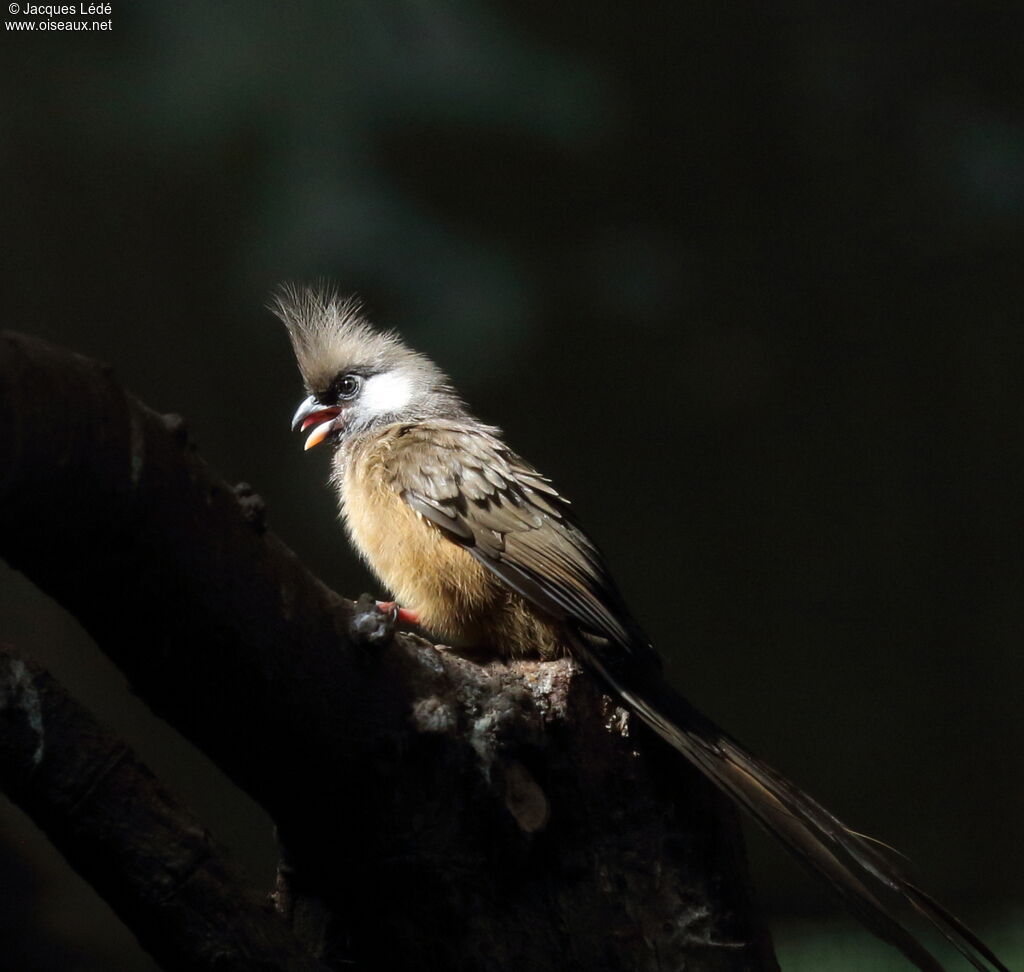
[335,374,361,400]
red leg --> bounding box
[375,600,421,626]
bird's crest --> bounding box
[272,284,419,397]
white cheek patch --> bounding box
[362,371,414,416]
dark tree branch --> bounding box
[0,643,331,971]
[0,332,777,971]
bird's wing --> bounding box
[389,421,657,669]
[389,420,1008,972]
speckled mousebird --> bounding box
[277,285,1006,972]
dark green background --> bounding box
[1,3,1021,968]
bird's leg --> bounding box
[375,600,421,626]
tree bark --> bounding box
[0,643,332,972]
[0,331,778,971]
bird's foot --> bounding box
[375,600,421,627]
[350,593,397,647]
[349,595,422,649]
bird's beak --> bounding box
[291,395,343,451]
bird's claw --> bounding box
[375,601,421,627]
[348,594,421,649]
[349,593,396,647]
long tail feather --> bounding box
[579,644,1008,972]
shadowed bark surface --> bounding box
[0,332,777,971]
[0,644,331,972]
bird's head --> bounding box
[274,285,465,450]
